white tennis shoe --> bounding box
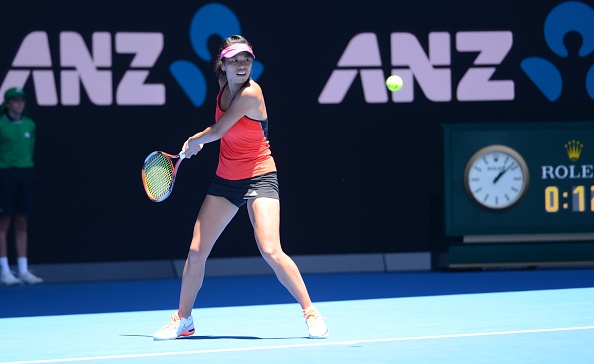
[303,306,329,339]
[19,271,43,285]
[1,271,22,286]
[153,313,195,340]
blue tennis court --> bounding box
[1,269,594,363]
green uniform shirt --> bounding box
[0,114,36,168]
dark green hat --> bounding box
[4,87,26,101]
[1,87,28,117]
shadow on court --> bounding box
[119,334,307,340]
[1,269,593,318]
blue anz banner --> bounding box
[0,0,592,264]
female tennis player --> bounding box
[153,35,328,340]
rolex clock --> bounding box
[464,145,530,210]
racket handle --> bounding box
[179,152,186,159]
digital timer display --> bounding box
[544,186,594,212]
[443,122,594,267]
[443,121,594,237]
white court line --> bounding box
[3,325,594,364]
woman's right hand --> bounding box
[181,138,204,159]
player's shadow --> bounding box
[120,334,307,340]
[186,335,307,340]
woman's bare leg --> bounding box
[247,198,313,309]
[178,195,238,318]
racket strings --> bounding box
[143,154,175,201]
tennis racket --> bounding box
[141,151,186,202]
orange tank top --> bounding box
[215,84,277,180]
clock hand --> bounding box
[493,163,515,184]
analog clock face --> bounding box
[464,145,530,210]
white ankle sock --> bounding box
[17,257,28,274]
[0,257,10,274]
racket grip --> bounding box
[179,152,186,159]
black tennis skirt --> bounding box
[207,172,279,208]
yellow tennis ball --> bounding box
[386,75,403,91]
